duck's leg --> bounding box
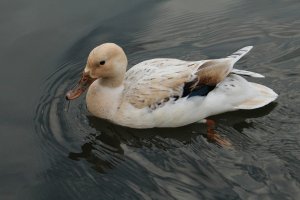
[199,119,232,147]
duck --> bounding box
[66,43,277,144]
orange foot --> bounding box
[204,119,232,148]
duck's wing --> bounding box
[124,59,199,109]
[124,46,254,109]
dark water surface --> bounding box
[1,0,300,199]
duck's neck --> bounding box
[86,79,124,120]
[100,76,124,88]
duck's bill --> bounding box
[65,72,96,100]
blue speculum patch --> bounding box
[182,80,215,98]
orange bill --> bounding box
[66,72,96,100]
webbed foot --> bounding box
[203,119,232,148]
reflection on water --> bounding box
[66,101,278,173]
[2,0,299,199]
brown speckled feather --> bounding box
[123,58,233,108]
[196,59,232,85]
[123,46,255,109]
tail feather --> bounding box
[227,46,253,63]
[195,46,254,86]
[235,82,278,109]
[231,69,265,78]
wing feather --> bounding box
[124,59,198,108]
[123,46,253,109]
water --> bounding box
[1,0,300,199]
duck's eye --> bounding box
[99,60,106,65]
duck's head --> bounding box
[66,43,127,100]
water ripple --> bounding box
[33,1,300,198]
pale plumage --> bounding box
[123,58,200,108]
[66,43,278,129]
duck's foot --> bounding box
[201,119,232,148]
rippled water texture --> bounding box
[1,0,300,199]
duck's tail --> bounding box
[195,46,262,86]
[231,69,264,78]
[234,82,278,110]
[227,46,253,63]
[227,46,265,78]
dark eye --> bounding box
[99,60,105,65]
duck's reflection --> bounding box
[68,127,124,173]
[214,102,277,132]
[68,116,202,172]
[68,102,277,173]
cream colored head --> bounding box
[84,43,128,86]
[65,43,128,100]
